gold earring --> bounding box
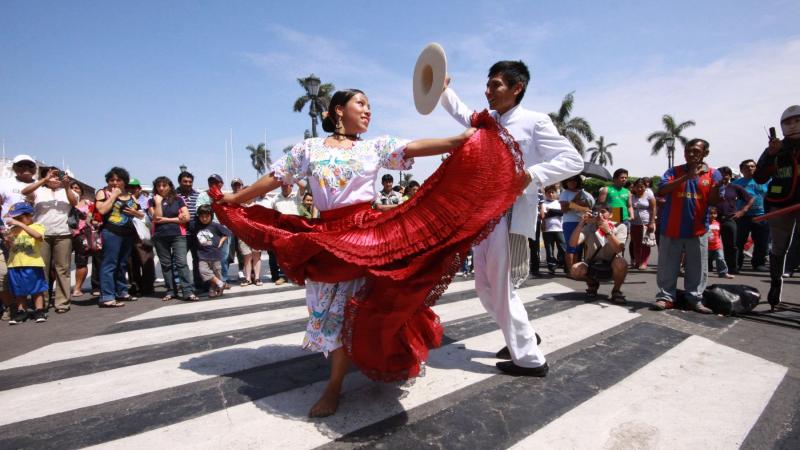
[335,117,345,134]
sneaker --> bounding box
[34,309,47,323]
[694,303,714,314]
[753,265,768,272]
[9,309,27,325]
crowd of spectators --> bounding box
[0,156,320,324]
[1,114,797,324]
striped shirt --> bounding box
[177,188,200,221]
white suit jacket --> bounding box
[441,88,584,240]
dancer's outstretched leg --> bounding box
[309,348,349,417]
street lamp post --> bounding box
[302,74,321,137]
[664,136,675,169]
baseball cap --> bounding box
[11,154,36,165]
[7,202,34,218]
[208,174,223,185]
[231,177,243,186]
[128,178,141,187]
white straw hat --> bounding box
[412,43,447,115]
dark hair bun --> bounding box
[321,115,336,133]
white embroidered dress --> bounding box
[271,136,412,354]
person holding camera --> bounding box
[754,105,800,309]
[21,167,78,313]
[568,203,628,303]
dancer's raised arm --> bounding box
[404,128,476,159]
[221,175,281,205]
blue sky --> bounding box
[2,1,800,189]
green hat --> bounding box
[128,178,141,187]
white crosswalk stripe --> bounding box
[0,278,789,449]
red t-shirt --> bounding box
[708,220,722,251]
[659,165,722,239]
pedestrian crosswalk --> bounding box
[0,278,789,449]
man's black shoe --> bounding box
[495,333,542,359]
[496,361,549,377]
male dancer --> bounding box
[441,61,583,376]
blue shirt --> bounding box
[732,177,769,216]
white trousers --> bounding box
[473,216,546,367]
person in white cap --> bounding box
[441,61,583,376]
[754,105,800,310]
[0,154,38,222]
[0,154,37,321]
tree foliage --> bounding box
[646,114,696,156]
[548,91,594,154]
[246,143,272,177]
[587,136,616,167]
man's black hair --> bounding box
[488,60,530,105]
[407,180,420,188]
[718,166,733,177]
[739,159,756,169]
[612,168,628,179]
[381,174,394,183]
[686,138,710,151]
[178,171,194,182]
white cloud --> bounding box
[578,38,800,175]
[245,24,800,186]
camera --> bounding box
[591,211,600,218]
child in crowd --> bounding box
[193,204,231,297]
[4,202,49,324]
[709,207,734,279]
[540,185,566,274]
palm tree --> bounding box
[293,80,335,137]
[587,136,616,167]
[246,143,272,178]
[549,91,594,154]
[400,172,414,187]
[647,114,696,168]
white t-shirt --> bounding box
[632,189,656,225]
[559,189,595,223]
[272,193,301,216]
[0,177,33,223]
[32,186,75,236]
[541,199,563,232]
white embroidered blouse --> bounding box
[271,136,412,211]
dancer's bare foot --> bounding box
[308,386,340,418]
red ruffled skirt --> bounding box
[210,110,526,382]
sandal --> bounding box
[117,295,138,302]
[71,291,84,298]
[610,290,627,304]
[185,294,199,302]
[254,280,263,286]
[240,280,251,286]
[653,299,674,311]
[162,295,174,302]
[98,300,125,308]
[585,280,600,299]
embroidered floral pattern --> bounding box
[271,136,411,196]
[302,278,366,355]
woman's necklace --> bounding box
[332,132,359,141]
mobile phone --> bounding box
[769,127,777,140]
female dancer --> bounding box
[220,89,475,417]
